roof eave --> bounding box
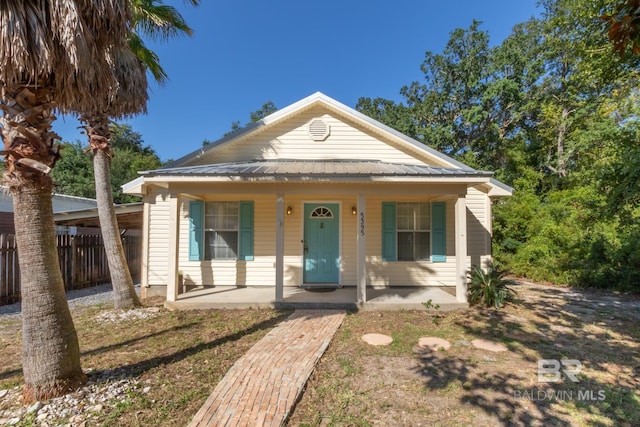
[488,178,514,197]
[138,174,493,184]
[122,176,145,196]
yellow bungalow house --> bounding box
[123,92,512,310]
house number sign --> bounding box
[359,212,365,236]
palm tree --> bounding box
[81,0,199,309]
[0,0,132,401]
[80,47,149,309]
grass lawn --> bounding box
[0,282,638,426]
[287,283,640,426]
[0,302,291,426]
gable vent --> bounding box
[308,119,330,141]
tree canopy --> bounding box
[52,123,162,203]
[357,0,640,291]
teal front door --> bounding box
[303,203,340,283]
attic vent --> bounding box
[308,119,330,141]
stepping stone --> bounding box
[362,333,393,346]
[471,339,508,352]
[417,337,451,351]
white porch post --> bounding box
[140,197,150,298]
[356,194,367,304]
[275,194,284,303]
[455,193,468,303]
[167,194,180,302]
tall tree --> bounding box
[0,0,131,401]
[80,0,199,309]
[52,125,162,202]
[79,47,149,309]
[221,101,278,138]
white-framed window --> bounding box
[397,202,431,261]
[382,201,446,263]
[204,201,239,260]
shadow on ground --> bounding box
[413,282,640,425]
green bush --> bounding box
[467,263,518,309]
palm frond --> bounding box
[0,0,133,114]
[128,33,168,85]
[132,0,193,41]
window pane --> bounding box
[398,232,414,261]
[205,202,239,230]
[205,231,238,260]
[397,203,415,230]
[415,232,430,260]
[203,201,240,260]
[417,203,430,230]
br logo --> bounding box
[537,359,582,383]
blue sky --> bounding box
[54,0,541,162]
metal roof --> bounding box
[142,160,492,178]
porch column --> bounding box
[356,194,367,303]
[167,193,180,302]
[455,193,468,303]
[275,193,284,303]
[140,196,151,299]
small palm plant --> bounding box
[467,262,518,309]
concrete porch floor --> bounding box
[164,286,468,311]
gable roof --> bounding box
[123,92,513,197]
[163,92,474,171]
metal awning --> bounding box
[53,203,143,229]
[141,160,493,179]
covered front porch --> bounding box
[164,285,468,311]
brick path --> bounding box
[188,309,346,427]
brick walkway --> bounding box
[188,309,346,427]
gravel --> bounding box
[0,368,151,426]
[0,283,141,320]
[0,283,154,426]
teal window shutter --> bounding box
[431,202,446,262]
[238,201,254,261]
[382,202,397,261]
[189,201,204,261]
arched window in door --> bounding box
[310,206,334,218]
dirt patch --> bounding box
[287,282,640,426]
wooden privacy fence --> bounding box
[0,233,141,306]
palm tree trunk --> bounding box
[93,146,141,309]
[13,181,86,402]
[1,83,86,402]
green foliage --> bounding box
[422,299,441,310]
[51,123,162,203]
[221,101,278,138]
[356,0,640,292]
[467,264,518,309]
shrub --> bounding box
[467,263,518,309]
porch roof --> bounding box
[140,160,493,179]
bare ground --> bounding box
[286,282,640,426]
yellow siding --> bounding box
[146,190,475,290]
[177,194,359,287]
[193,106,427,166]
[177,194,278,287]
[147,189,171,287]
[467,187,491,268]
[365,195,457,287]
